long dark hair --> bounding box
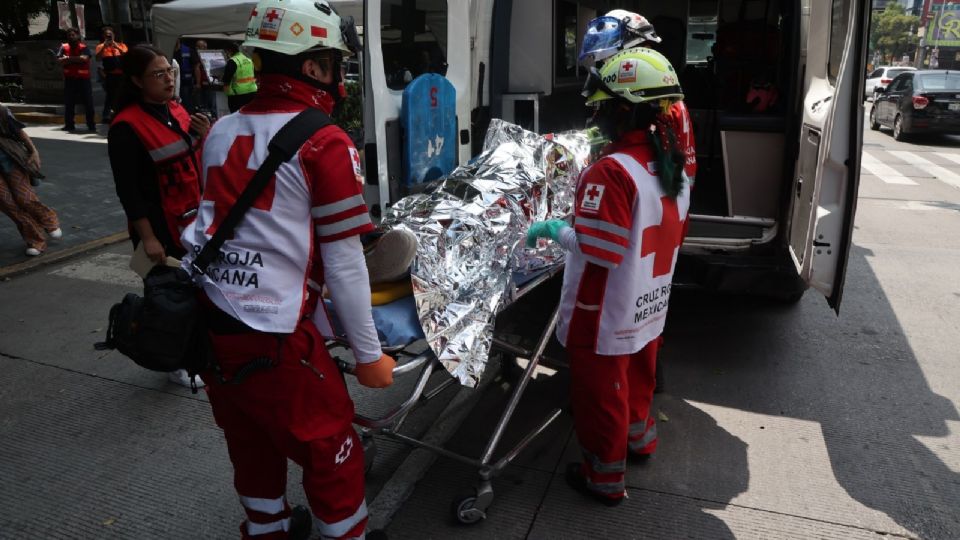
[596,99,686,198]
[116,44,167,112]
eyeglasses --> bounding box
[149,68,176,80]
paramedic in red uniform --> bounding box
[108,44,210,387]
[179,1,393,538]
[579,10,697,391]
[528,48,691,506]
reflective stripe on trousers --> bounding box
[318,499,368,539]
[582,448,626,475]
[628,419,658,452]
[241,494,290,537]
[585,477,627,495]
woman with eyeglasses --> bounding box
[108,44,211,388]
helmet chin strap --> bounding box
[297,51,345,105]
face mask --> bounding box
[587,102,621,141]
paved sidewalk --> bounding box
[0,125,125,268]
[0,243,461,538]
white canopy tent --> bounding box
[152,0,363,57]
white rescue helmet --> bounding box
[243,0,357,56]
[580,10,662,65]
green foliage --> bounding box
[332,80,363,143]
[870,4,920,62]
[0,0,48,45]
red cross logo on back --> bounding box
[203,135,277,236]
[265,9,281,23]
[622,62,633,71]
[641,196,685,278]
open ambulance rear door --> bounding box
[362,0,473,214]
[787,0,870,313]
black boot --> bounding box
[288,505,313,540]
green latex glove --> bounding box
[526,219,570,248]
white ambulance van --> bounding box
[362,0,869,311]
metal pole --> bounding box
[479,305,561,465]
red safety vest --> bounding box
[61,42,91,80]
[113,101,202,250]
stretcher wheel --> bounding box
[452,492,487,525]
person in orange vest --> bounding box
[56,28,96,132]
[95,26,128,124]
[107,44,212,387]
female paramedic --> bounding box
[108,45,211,387]
[527,48,691,506]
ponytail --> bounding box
[650,110,685,199]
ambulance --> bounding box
[361,0,871,311]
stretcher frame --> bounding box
[328,264,565,525]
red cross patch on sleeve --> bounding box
[348,147,363,184]
[581,183,605,212]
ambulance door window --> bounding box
[827,0,851,85]
[380,0,448,91]
[555,0,579,85]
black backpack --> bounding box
[96,109,332,376]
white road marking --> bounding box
[860,151,918,185]
[938,153,960,168]
[889,150,960,190]
[899,200,953,212]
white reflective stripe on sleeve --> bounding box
[582,254,617,269]
[307,278,323,292]
[317,499,368,538]
[246,517,290,536]
[575,302,601,311]
[239,495,286,515]
[575,217,630,240]
[311,194,366,219]
[315,213,373,238]
[578,234,628,257]
[149,139,189,162]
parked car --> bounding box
[865,66,916,101]
[870,70,960,140]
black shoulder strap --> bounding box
[190,108,331,276]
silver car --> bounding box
[865,66,916,101]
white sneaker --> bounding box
[48,228,63,239]
[168,369,204,388]
[25,248,41,257]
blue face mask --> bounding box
[579,16,625,65]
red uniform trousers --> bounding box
[568,338,660,500]
[204,318,367,540]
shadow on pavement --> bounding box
[387,278,748,539]
[662,244,960,538]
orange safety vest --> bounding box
[61,42,91,80]
[113,101,203,250]
[96,41,128,75]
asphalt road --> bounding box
[1,113,958,538]
[385,111,960,539]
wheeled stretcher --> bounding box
[325,265,566,525]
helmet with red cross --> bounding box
[582,47,683,106]
[243,0,359,56]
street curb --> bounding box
[367,371,495,531]
[0,231,128,280]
